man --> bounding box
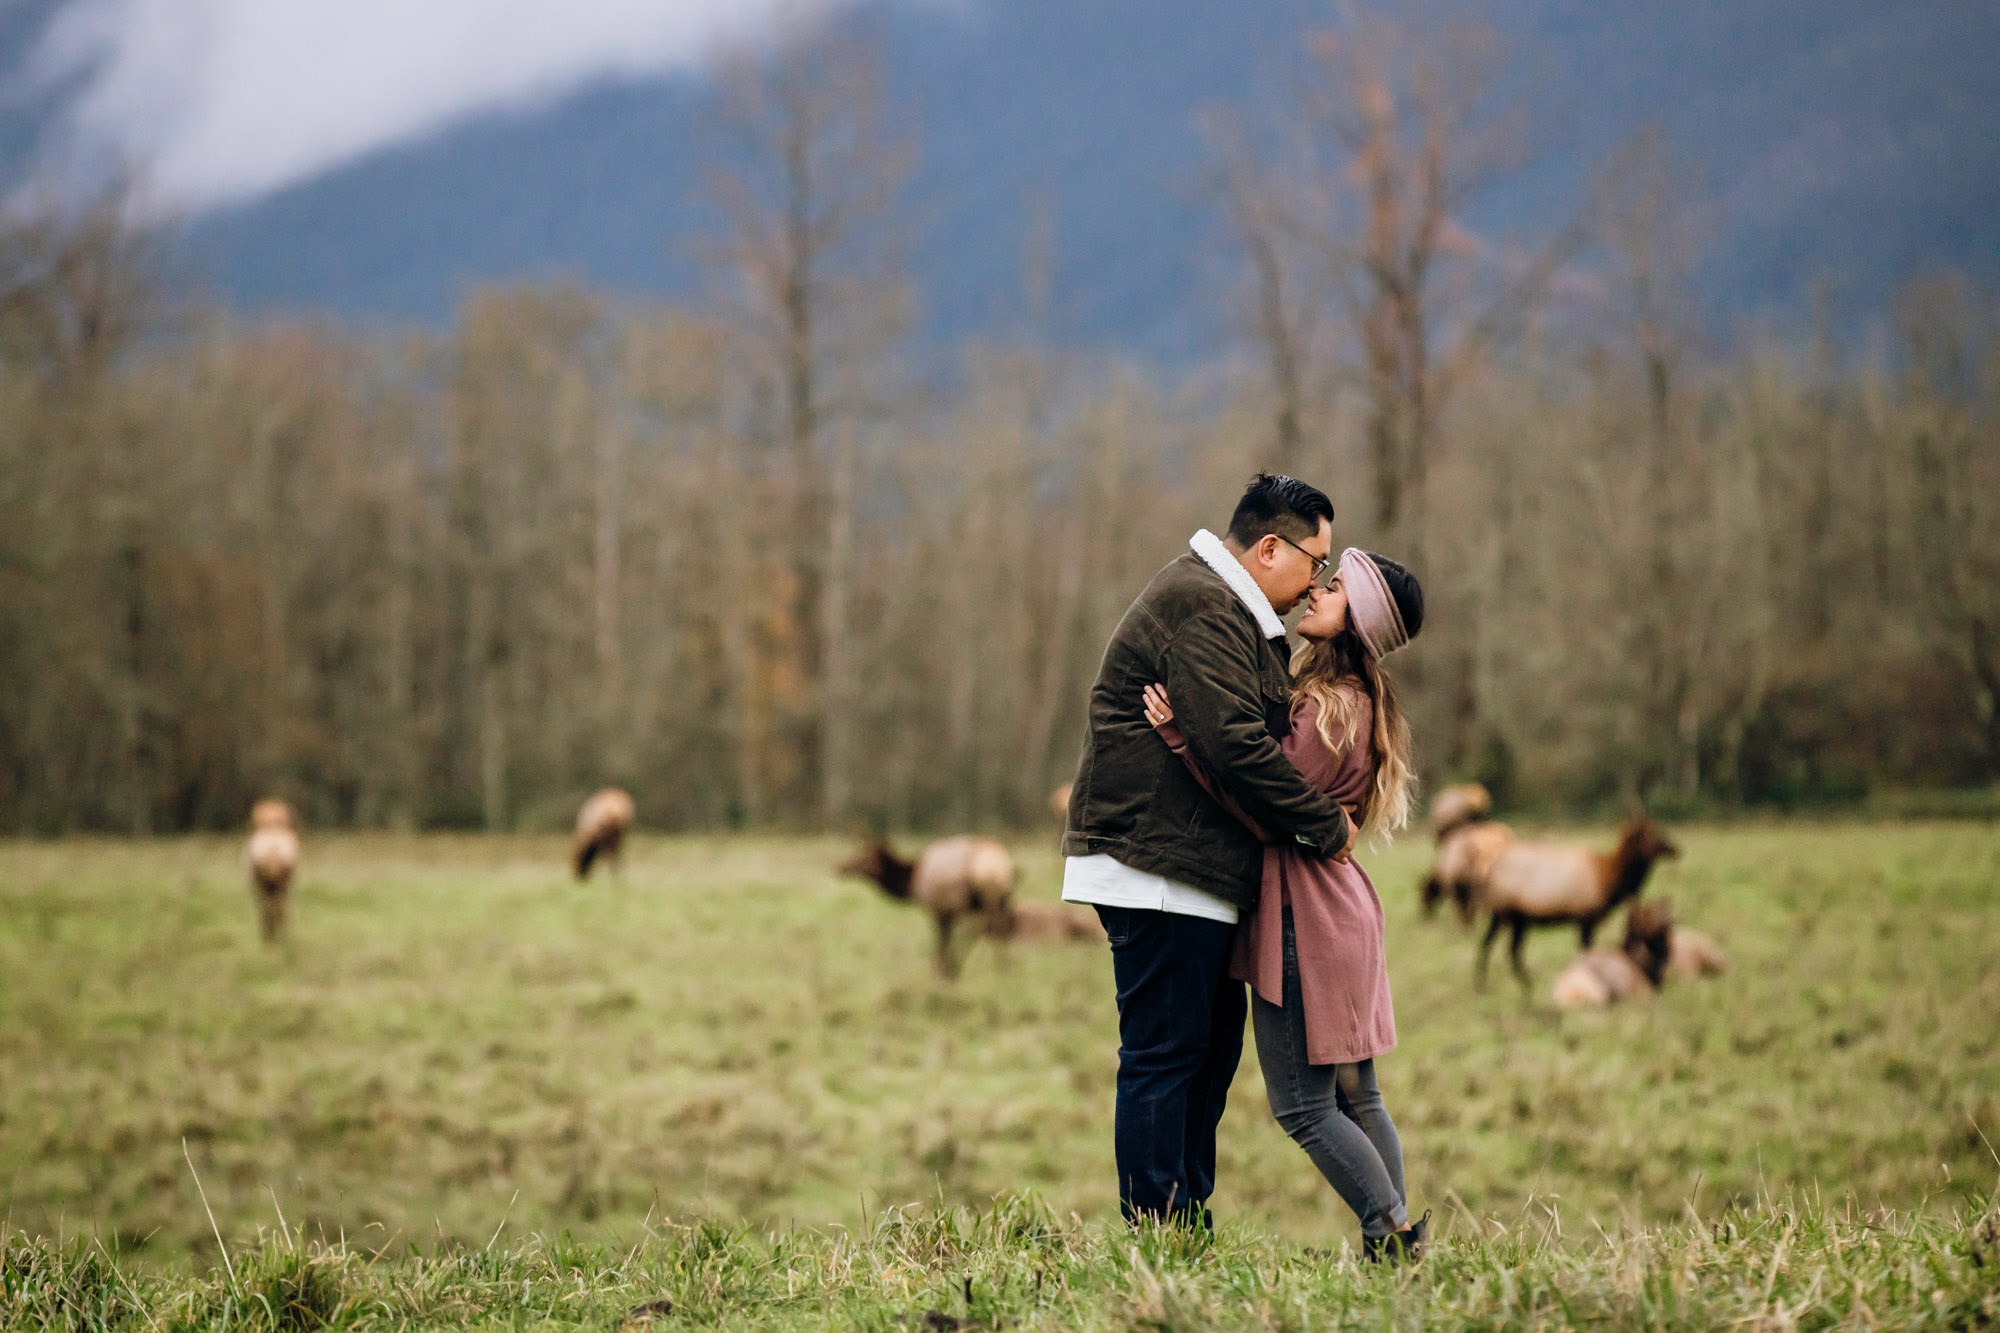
[1061,472,1356,1228]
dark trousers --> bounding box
[1095,904,1247,1227]
[1253,908,1407,1238]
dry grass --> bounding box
[2,821,1997,1324]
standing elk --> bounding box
[840,836,1016,978]
[574,788,635,880]
[1431,822,1516,925]
[1476,819,1681,989]
[1419,783,1512,923]
[1551,899,1675,1008]
[245,799,301,943]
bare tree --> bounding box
[0,185,159,830]
[1896,278,2000,778]
[704,17,914,826]
[1263,10,1585,553]
[1205,111,1329,474]
[1594,128,1713,794]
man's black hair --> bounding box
[1226,472,1335,548]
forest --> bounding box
[1,17,1994,835]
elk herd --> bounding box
[232,784,1104,976]
[235,778,1719,1008]
[1421,783,1727,1007]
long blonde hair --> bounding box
[1289,633,1415,844]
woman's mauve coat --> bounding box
[1162,690,1396,1065]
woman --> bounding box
[1143,547,1427,1262]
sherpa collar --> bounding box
[1189,529,1287,640]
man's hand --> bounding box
[1142,683,1173,728]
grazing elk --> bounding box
[840,836,1016,978]
[1418,783,1512,922]
[245,799,301,942]
[573,788,635,880]
[1430,783,1491,837]
[1666,925,1730,978]
[1430,822,1516,925]
[1551,899,1676,1008]
[1476,819,1681,989]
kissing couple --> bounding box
[1059,472,1430,1262]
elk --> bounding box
[1430,783,1491,836]
[1476,819,1681,989]
[1551,899,1675,1008]
[986,899,1105,944]
[1419,783,1511,922]
[1666,925,1729,978]
[245,799,301,943]
[840,836,1017,978]
[1430,822,1516,925]
[573,788,635,880]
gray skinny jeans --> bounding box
[1251,906,1408,1239]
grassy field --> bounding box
[3,821,1998,1325]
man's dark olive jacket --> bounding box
[1061,549,1355,911]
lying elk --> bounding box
[1667,924,1730,978]
[245,799,301,943]
[574,788,635,880]
[1419,783,1512,923]
[840,836,1016,978]
[1551,899,1675,1008]
[986,899,1105,944]
[1477,819,1680,989]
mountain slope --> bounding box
[8,0,1996,355]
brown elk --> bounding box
[1418,783,1511,922]
[840,836,1017,977]
[573,788,635,880]
[1430,783,1491,837]
[1476,819,1681,989]
[1666,925,1730,978]
[245,799,301,942]
[986,898,1106,944]
[1431,822,1516,925]
[1551,899,1675,1008]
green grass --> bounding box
[3,822,1998,1326]
[6,1192,1998,1329]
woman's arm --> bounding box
[1143,683,1273,842]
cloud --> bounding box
[29,0,847,208]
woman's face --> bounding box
[1295,575,1349,642]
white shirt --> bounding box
[1059,528,1288,925]
[1061,853,1239,924]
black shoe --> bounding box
[1362,1211,1429,1265]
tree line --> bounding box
[1,14,1994,834]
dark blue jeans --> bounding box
[1095,905,1248,1227]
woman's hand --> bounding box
[1332,807,1360,861]
[1142,683,1174,728]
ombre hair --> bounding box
[1289,630,1417,845]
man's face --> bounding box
[1246,517,1332,615]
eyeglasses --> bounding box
[1275,534,1332,584]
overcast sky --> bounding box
[29,0,857,208]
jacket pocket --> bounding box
[1261,677,1294,740]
